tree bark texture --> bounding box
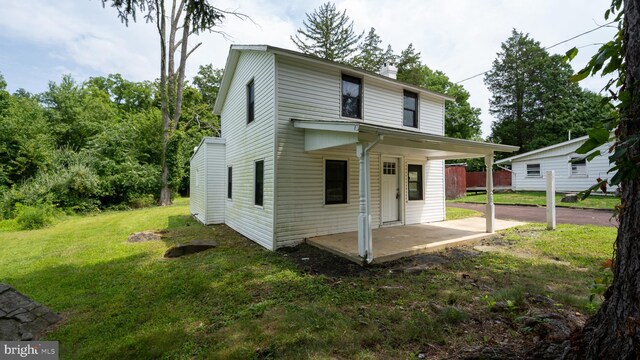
[577,0,640,358]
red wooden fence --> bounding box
[466,170,512,188]
[445,165,467,199]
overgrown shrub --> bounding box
[128,194,156,209]
[14,203,56,230]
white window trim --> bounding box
[323,156,350,207]
[406,160,426,202]
[525,163,542,178]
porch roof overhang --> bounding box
[292,119,519,159]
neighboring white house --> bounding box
[190,44,518,263]
[495,135,616,193]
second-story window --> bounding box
[247,79,255,124]
[403,91,418,128]
[342,74,362,118]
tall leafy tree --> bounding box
[102,0,245,205]
[350,27,395,72]
[396,45,482,140]
[291,2,362,62]
[396,43,423,85]
[484,29,611,153]
[560,0,640,357]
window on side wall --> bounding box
[341,75,362,118]
[403,91,418,128]
[407,164,423,201]
[255,160,263,206]
[227,166,232,199]
[570,157,587,176]
[247,79,255,123]
[526,163,541,177]
[325,160,348,204]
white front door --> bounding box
[382,158,400,223]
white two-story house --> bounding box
[190,45,518,263]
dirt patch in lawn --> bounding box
[277,244,371,277]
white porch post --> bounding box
[485,154,495,233]
[356,136,383,264]
[356,143,369,260]
[546,170,556,230]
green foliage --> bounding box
[0,70,219,218]
[485,29,613,155]
[349,28,396,72]
[397,44,482,140]
[291,2,362,62]
[13,203,56,230]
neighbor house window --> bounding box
[570,157,587,176]
[408,164,423,201]
[247,79,255,123]
[341,75,362,118]
[255,160,263,206]
[227,166,232,199]
[325,160,348,204]
[403,91,418,127]
[526,163,541,177]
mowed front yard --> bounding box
[0,198,616,359]
[451,191,620,210]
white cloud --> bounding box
[0,0,618,139]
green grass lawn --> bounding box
[451,191,619,210]
[0,199,617,359]
[446,206,482,220]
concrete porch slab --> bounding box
[307,217,526,264]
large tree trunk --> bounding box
[576,0,640,358]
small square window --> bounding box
[526,164,541,177]
[571,158,587,176]
[383,162,396,175]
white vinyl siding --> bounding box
[405,159,445,224]
[510,141,616,192]
[189,138,226,224]
[220,51,275,249]
[189,144,206,224]
[274,55,447,248]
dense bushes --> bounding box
[0,70,220,229]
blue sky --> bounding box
[0,0,617,137]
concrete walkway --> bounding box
[307,217,526,264]
[448,203,617,227]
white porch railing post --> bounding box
[485,154,495,233]
[357,143,367,259]
[546,170,556,230]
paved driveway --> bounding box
[448,203,617,227]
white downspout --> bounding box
[357,135,384,264]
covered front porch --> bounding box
[307,217,526,264]
[293,119,519,264]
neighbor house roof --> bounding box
[495,135,589,165]
[213,45,455,115]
